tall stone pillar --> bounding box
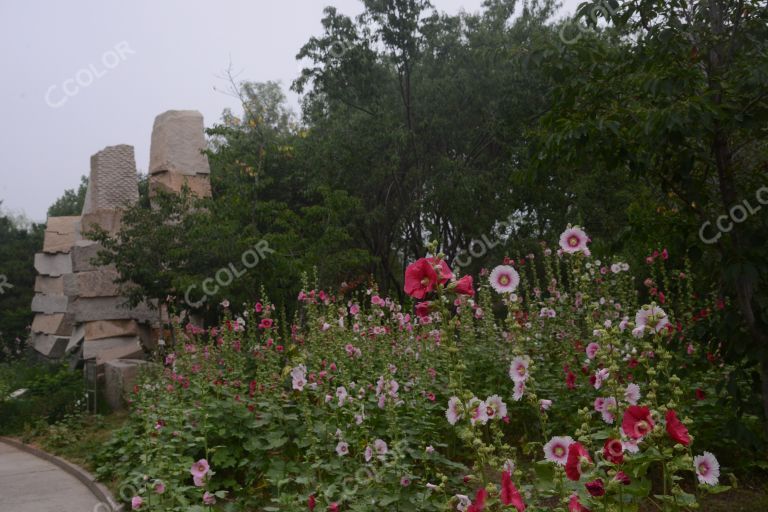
[148,110,212,198]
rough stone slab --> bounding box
[69,297,157,323]
[30,313,73,336]
[149,110,210,176]
[34,253,72,277]
[84,319,139,341]
[70,240,110,272]
[150,170,211,197]
[34,276,64,295]
[82,336,143,363]
[80,208,123,237]
[104,359,149,410]
[31,294,69,314]
[42,216,81,254]
[29,333,71,358]
[63,269,120,298]
[82,144,139,215]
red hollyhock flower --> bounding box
[415,301,431,318]
[500,471,526,511]
[565,370,577,390]
[695,388,706,400]
[568,494,591,512]
[665,409,691,446]
[404,257,453,298]
[622,405,654,439]
[308,494,316,511]
[467,488,487,512]
[614,471,631,485]
[453,275,475,296]
[602,438,624,465]
[565,442,592,481]
[327,503,338,512]
[585,479,605,497]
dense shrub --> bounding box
[93,228,760,511]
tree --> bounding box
[535,0,768,430]
[47,175,88,217]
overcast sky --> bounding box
[0,0,581,222]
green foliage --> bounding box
[0,360,84,434]
[0,208,43,361]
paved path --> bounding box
[0,441,105,511]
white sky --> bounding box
[0,0,581,222]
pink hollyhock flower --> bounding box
[203,491,216,505]
[453,275,475,296]
[565,442,592,481]
[635,305,670,333]
[404,257,452,299]
[190,459,210,479]
[694,452,720,485]
[446,397,463,425]
[193,475,205,487]
[513,380,526,401]
[484,395,507,420]
[665,410,691,446]
[131,496,143,510]
[600,397,617,424]
[349,303,359,315]
[568,493,590,512]
[374,439,388,457]
[585,479,605,497]
[544,436,573,465]
[335,441,349,456]
[489,265,520,294]
[415,301,431,318]
[586,343,600,360]
[624,383,641,405]
[500,470,525,511]
[154,481,166,494]
[400,476,411,486]
[291,365,307,391]
[467,488,487,512]
[539,399,553,411]
[467,397,489,426]
[259,318,274,329]
[328,503,339,512]
[622,405,654,439]
[509,356,530,383]
[603,438,624,464]
[559,226,590,254]
[593,368,609,389]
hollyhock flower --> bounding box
[539,399,553,411]
[603,438,624,464]
[364,445,374,462]
[565,370,577,389]
[600,397,617,424]
[568,493,590,512]
[446,396,463,425]
[694,452,720,485]
[665,410,691,446]
[509,356,530,383]
[631,325,645,338]
[544,436,574,465]
[467,488,487,512]
[400,476,411,486]
[336,441,349,456]
[695,388,706,400]
[585,478,605,497]
[635,305,670,333]
[308,494,316,510]
[622,437,640,454]
[559,226,590,254]
[131,496,143,510]
[593,368,609,389]
[586,342,600,360]
[453,275,475,296]
[619,316,630,331]
[404,257,452,298]
[565,442,592,481]
[328,503,339,512]
[193,475,205,487]
[513,380,526,401]
[259,318,274,329]
[455,494,472,512]
[336,386,349,407]
[203,491,216,505]
[622,405,654,439]
[374,439,388,457]
[467,397,489,426]
[614,471,631,485]
[291,365,307,391]
[489,265,520,294]
[624,383,641,405]
[485,395,507,420]
[500,471,525,511]
[154,481,165,494]
[190,459,210,479]
[426,445,435,454]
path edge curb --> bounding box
[0,436,124,511]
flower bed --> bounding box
[95,227,733,511]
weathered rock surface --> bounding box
[149,110,210,176]
[104,359,150,410]
[63,269,121,298]
[82,145,139,214]
[34,253,73,277]
[84,319,139,341]
[42,216,80,254]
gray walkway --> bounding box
[0,441,104,511]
